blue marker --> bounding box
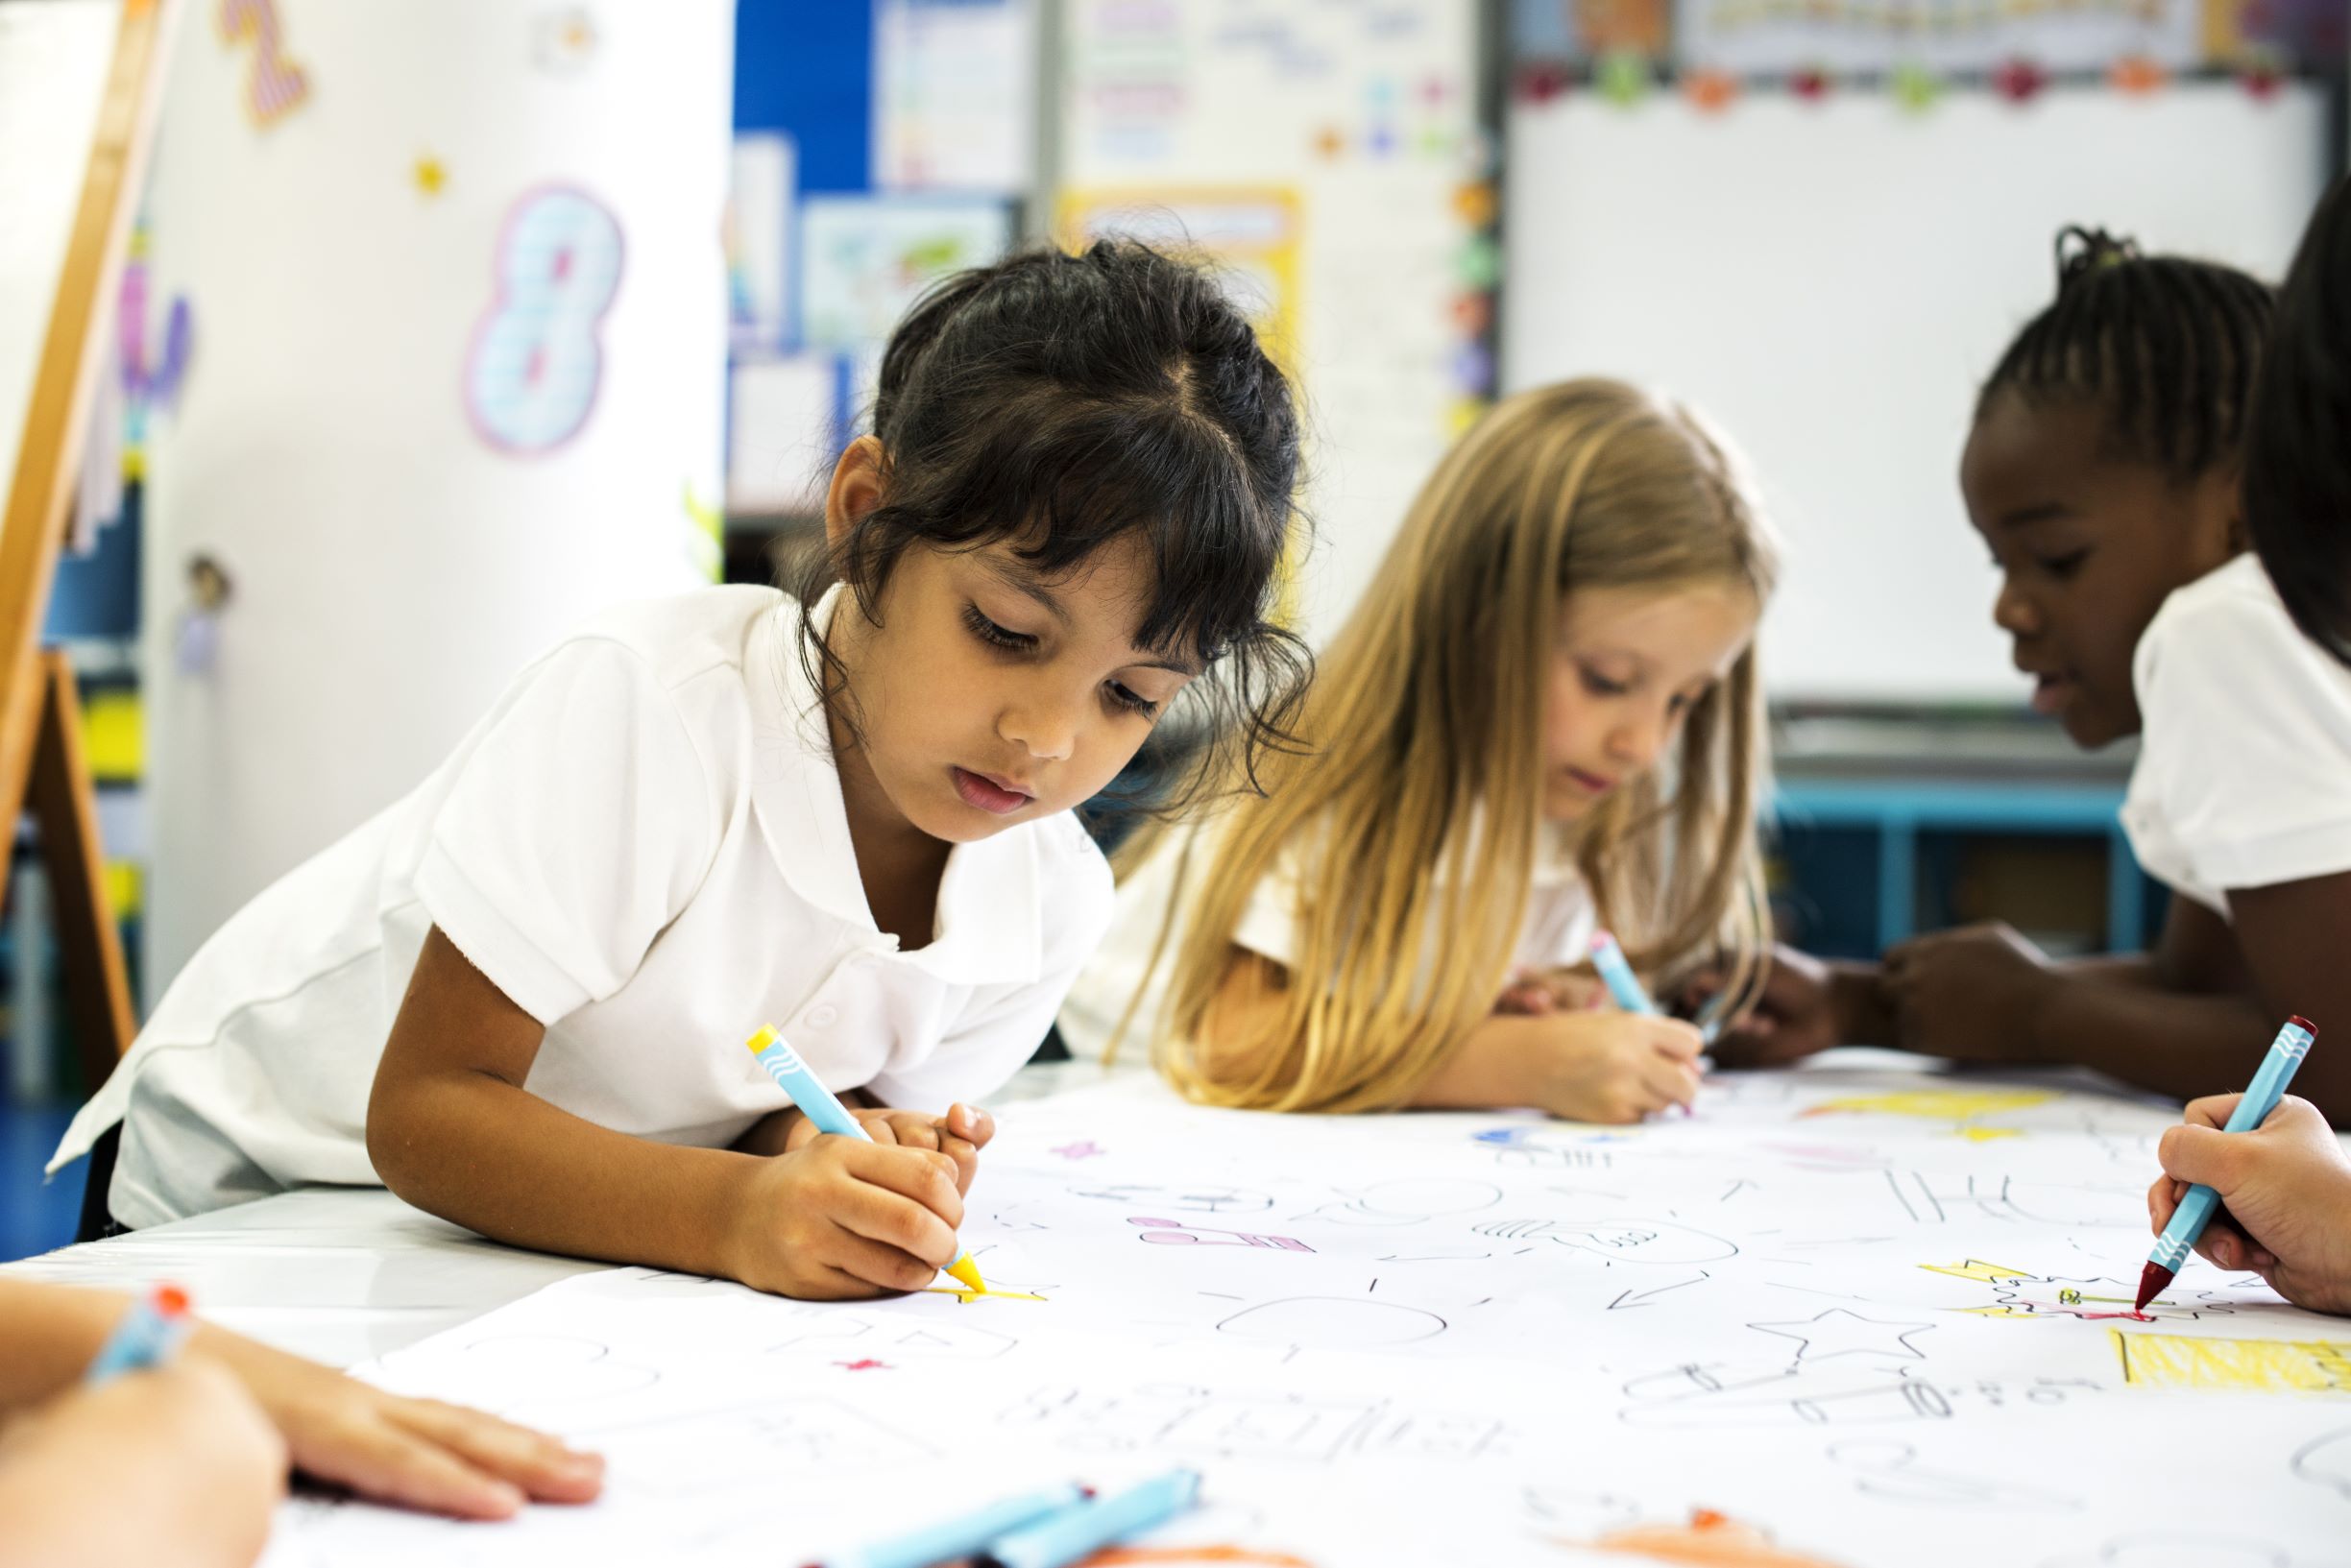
[2137,1014,2318,1310]
[980,1468,1201,1568]
[1588,930,1660,1015]
[811,1483,1090,1568]
[85,1283,192,1385]
[744,1025,987,1294]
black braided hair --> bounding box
[2245,176,2351,668]
[792,238,1313,806]
[1977,225,2276,483]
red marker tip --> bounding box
[2291,1014,2317,1036]
[154,1284,190,1316]
[2133,1260,2173,1314]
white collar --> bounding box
[746,585,1044,985]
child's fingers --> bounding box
[938,1134,980,1194]
[944,1102,996,1147]
[2179,1093,2244,1132]
[877,1113,944,1152]
[841,1141,966,1227]
[828,1225,950,1294]
[2156,1122,2246,1191]
[1642,1019,1707,1063]
[387,1399,604,1504]
[302,1411,528,1520]
[1641,1053,1701,1112]
[2194,1219,2256,1272]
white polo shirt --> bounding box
[53,585,1114,1227]
[2121,552,2351,914]
[1056,813,1596,1064]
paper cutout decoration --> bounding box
[414,154,448,197]
[465,186,625,455]
[1683,67,1741,112]
[533,6,601,74]
[1892,61,1944,113]
[1515,60,1572,103]
[218,0,309,126]
[1992,56,2048,103]
[1596,50,1653,108]
[2108,53,2168,92]
[1789,63,1831,101]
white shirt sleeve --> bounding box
[2135,584,2351,897]
[414,639,720,1025]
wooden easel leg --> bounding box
[25,650,134,1095]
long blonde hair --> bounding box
[1128,378,1779,1113]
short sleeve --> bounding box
[414,639,720,1025]
[2135,586,2351,896]
[1231,834,1316,966]
[866,836,1118,1107]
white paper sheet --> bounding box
[259,1066,2351,1565]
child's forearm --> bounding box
[1828,960,1896,1046]
[368,1073,757,1279]
[2032,974,2280,1103]
[1407,1014,1551,1109]
[0,1279,126,1410]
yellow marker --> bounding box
[744,1025,987,1294]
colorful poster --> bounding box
[796,195,1014,351]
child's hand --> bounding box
[782,1102,995,1195]
[195,1328,604,1520]
[1495,968,1607,1016]
[1882,923,2054,1061]
[1698,945,1839,1068]
[724,1135,967,1299]
[1526,1011,1706,1122]
[0,1359,283,1568]
[2148,1094,2351,1315]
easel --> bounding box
[0,0,177,1095]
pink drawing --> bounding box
[835,1359,891,1371]
[218,0,309,126]
[1051,1141,1107,1160]
[1129,1218,1313,1252]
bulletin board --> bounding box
[1057,0,1492,642]
[1502,81,2329,701]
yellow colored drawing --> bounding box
[1800,1089,2054,1140]
[923,1284,1047,1304]
[2112,1329,2351,1392]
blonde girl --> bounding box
[1058,378,1777,1119]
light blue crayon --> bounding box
[815,1483,1089,1568]
[1588,930,1660,1015]
[744,1025,987,1294]
[980,1469,1201,1568]
[2141,1015,2317,1305]
[85,1283,192,1385]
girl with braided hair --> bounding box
[1713,226,2351,1123]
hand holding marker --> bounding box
[745,1025,987,1294]
[85,1282,194,1383]
[2138,1014,2318,1311]
[1589,930,1704,1113]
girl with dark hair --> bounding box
[51,240,1309,1300]
[2141,177,2351,1315]
[1717,227,2351,1125]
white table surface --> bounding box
[0,1059,1132,1366]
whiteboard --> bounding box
[1504,83,2327,702]
[0,0,118,525]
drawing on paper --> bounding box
[1915,1260,2243,1321]
[2039,1534,2291,1567]
[2290,1427,2351,1500]
[1473,1217,1738,1264]
[1802,1088,2055,1141]
[1074,1182,1278,1214]
[1828,1440,2084,1511]
[1749,1310,1934,1363]
[1295,1178,1503,1226]
[579,1398,936,1492]
[1882,1171,2142,1228]
[766,1311,1018,1361]
[2111,1329,2351,1393]
[1620,1362,1953,1429]
[1002,1383,1505,1466]
[1579,1508,1851,1566]
[1132,1217,1315,1251]
[1215,1295,1448,1349]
